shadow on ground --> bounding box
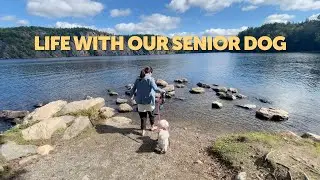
[95,124,158,154]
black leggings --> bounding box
[138,111,155,130]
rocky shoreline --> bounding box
[0,79,319,179]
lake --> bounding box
[1,53,319,134]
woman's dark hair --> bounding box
[139,66,153,78]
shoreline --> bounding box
[0,95,319,179]
[1,51,320,61]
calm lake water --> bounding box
[1,53,320,134]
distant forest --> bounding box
[238,18,320,52]
[0,18,319,59]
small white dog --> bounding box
[153,119,170,154]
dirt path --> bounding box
[14,120,234,180]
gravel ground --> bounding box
[14,120,234,180]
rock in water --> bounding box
[23,100,67,123]
[0,110,29,120]
[116,98,128,104]
[175,84,185,88]
[236,104,257,110]
[163,84,175,92]
[256,108,289,121]
[236,94,247,99]
[118,103,133,112]
[156,79,168,87]
[125,84,133,90]
[99,107,116,119]
[236,172,246,180]
[301,132,320,142]
[190,87,205,94]
[197,82,211,88]
[166,91,175,98]
[258,98,272,104]
[109,91,119,96]
[21,116,75,140]
[0,141,37,161]
[228,88,238,93]
[219,93,236,100]
[212,101,223,109]
[37,145,54,155]
[212,86,228,93]
[174,78,188,83]
[58,98,105,116]
[63,116,92,140]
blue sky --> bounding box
[0,0,319,36]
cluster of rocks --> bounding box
[0,96,135,168]
[188,81,291,123]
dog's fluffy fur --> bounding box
[154,119,170,154]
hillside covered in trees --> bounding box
[0,19,319,59]
[238,19,320,52]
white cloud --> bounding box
[110,9,131,17]
[241,5,258,11]
[0,15,16,21]
[264,14,295,24]
[201,26,248,36]
[308,13,320,21]
[0,15,29,26]
[27,0,104,18]
[55,22,117,34]
[168,0,320,13]
[168,0,240,13]
[115,13,180,34]
[16,20,29,26]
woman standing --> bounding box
[131,66,165,136]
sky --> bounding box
[0,0,319,36]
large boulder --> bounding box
[58,98,105,116]
[63,116,92,140]
[301,132,320,142]
[23,100,67,123]
[156,79,168,87]
[163,84,175,92]
[99,107,116,119]
[118,103,133,112]
[0,141,37,161]
[99,116,132,127]
[256,108,289,121]
[21,116,75,140]
[0,110,29,120]
[190,87,205,94]
[37,145,54,155]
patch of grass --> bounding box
[211,132,320,179]
[2,126,27,145]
